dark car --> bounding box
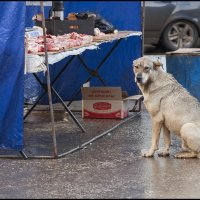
[144,1,200,51]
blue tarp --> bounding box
[0,2,25,150]
[25,1,142,104]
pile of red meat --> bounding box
[26,32,93,54]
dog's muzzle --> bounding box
[136,74,142,83]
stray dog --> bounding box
[133,56,200,158]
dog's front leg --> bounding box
[158,125,171,157]
[142,120,162,157]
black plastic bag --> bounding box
[75,12,116,34]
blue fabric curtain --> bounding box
[0,2,25,150]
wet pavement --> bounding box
[0,102,200,198]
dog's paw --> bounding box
[174,153,187,159]
[174,151,198,159]
[141,149,154,157]
[158,151,170,157]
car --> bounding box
[144,1,200,51]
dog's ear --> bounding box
[153,61,163,70]
[133,59,138,66]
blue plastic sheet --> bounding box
[0,2,25,150]
[25,1,142,104]
[166,55,200,101]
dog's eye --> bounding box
[144,66,149,71]
[134,65,139,69]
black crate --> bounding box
[35,19,95,36]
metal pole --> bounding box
[142,1,145,56]
[40,1,58,158]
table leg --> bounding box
[67,39,122,107]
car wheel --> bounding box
[162,20,199,51]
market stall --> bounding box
[25,31,142,132]
[0,1,143,159]
[25,1,142,103]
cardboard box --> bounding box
[81,87,129,119]
[35,19,95,36]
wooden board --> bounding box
[166,48,200,55]
[93,31,136,42]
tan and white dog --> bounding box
[133,56,200,158]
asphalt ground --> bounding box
[0,102,200,199]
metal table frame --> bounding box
[24,32,141,126]
[24,37,122,118]
[22,33,142,159]
[24,55,86,133]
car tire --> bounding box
[162,20,199,51]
